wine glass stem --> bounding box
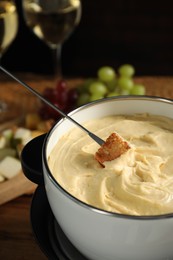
[52,44,62,81]
[0,55,6,112]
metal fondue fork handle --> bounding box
[0,66,105,146]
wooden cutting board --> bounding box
[0,172,37,205]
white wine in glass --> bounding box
[0,0,19,124]
[22,0,82,79]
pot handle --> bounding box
[21,134,46,185]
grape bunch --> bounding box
[39,64,146,121]
[39,79,78,120]
[77,64,146,106]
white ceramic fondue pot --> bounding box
[21,96,173,260]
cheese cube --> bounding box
[0,135,6,149]
[2,129,13,139]
[0,174,5,182]
[14,128,32,146]
[0,156,21,179]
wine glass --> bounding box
[0,0,19,124]
[22,0,82,81]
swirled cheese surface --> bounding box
[48,114,173,216]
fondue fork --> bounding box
[0,66,105,146]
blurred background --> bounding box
[2,0,173,77]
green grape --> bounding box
[117,77,133,91]
[89,93,104,102]
[78,78,96,94]
[97,66,116,82]
[118,64,135,77]
[130,84,146,95]
[120,89,130,95]
[75,64,146,107]
[106,78,117,92]
[89,81,107,96]
[77,93,90,106]
[107,91,119,97]
[83,78,96,92]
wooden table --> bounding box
[1,74,173,259]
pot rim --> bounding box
[43,95,173,220]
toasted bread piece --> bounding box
[95,133,130,165]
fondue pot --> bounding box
[21,96,173,260]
